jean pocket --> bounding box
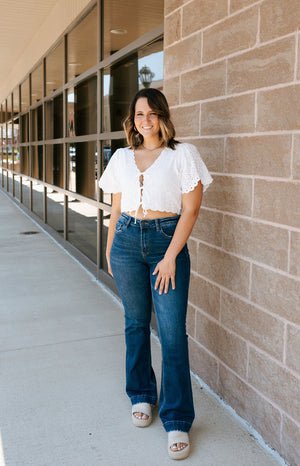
[115,218,128,233]
[159,223,177,239]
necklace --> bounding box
[142,142,163,151]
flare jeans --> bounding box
[110,213,195,433]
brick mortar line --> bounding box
[195,237,300,281]
[190,269,300,327]
[198,206,300,233]
[294,31,299,82]
[189,334,300,430]
[190,293,285,361]
[164,26,295,61]
[168,80,300,107]
[203,171,300,183]
[190,313,300,383]
[179,131,300,138]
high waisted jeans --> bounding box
[110,213,195,433]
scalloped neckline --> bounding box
[131,147,166,174]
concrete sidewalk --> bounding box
[0,189,284,466]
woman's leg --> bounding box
[150,245,194,433]
[110,224,157,407]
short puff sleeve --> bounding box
[180,144,213,193]
[98,150,121,193]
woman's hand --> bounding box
[106,251,113,277]
[153,256,176,295]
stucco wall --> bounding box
[164,1,300,465]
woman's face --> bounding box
[134,97,160,140]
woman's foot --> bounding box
[132,402,152,427]
[168,431,190,460]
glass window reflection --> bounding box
[67,76,97,136]
[31,62,43,104]
[67,6,98,81]
[68,141,97,199]
[46,144,64,188]
[13,87,20,116]
[31,106,43,141]
[46,41,64,95]
[102,0,163,59]
[32,145,43,181]
[21,78,30,112]
[68,195,97,264]
[20,146,29,176]
[46,94,63,139]
[102,38,163,133]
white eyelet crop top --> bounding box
[99,142,213,216]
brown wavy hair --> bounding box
[123,88,179,150]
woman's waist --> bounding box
[124,208,179,220]
[121,211,180,227]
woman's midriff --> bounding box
[125,208,178,219]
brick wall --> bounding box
[164,1,300,464]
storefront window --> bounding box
[102,38,163,133]
[46,187,64,235]
[31,62,43,104]
[32,145,43,181]
[31,106,43,141]
[68,195,98,264]
[46,144,64,188]
[46,41,64,95]
[20,113,29,143]
[67,76,97,136]
[21,78,30,112]
[100,139,127,205]
[13,87,20,116]
[67,141,97,199]
[102,0,163,59]
[46,94,63,139]
[20,146,29,176]
[67,6,98,81]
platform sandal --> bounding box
[131,402,152,427]
[168,431,190,460]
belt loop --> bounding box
[126,215,132,227]
[155,219,160,231]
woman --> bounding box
[99,88,212,460]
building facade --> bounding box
[0,1,299,465]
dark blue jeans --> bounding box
[110,213,195,433]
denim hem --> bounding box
[163,420,193,433]
[130,395,157,407]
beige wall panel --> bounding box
[260,0,300,43]
[165,0,189,16]
[286,325,300,374]
[253,179,300,229]
[197,243,250,297]
[164,33,202,77]
[189,273,220,320]
[186,304,196,338]
[218,365,281,450]
[181,61,226,102]
[186,138,224,173]
[164,9,181,47]
[201,94,255,135]
[224,135,292,177]
[227,37,295,93]
[195,311,248,377]
[192,208,223,247]
[170,104,200,137]
[257,85,300,132]
[163,77,180,107]
[230,0,259,13]
[202,7,258,63]
[220,291,284,359]
[202,175,252,216]
[282,416,300,466]
[293,135,300,180]
[248,347,300,423]
[0,0,93,101]
[182,0,228,37]
[222,215,289,270]
[251,264,300,325]
[187,238,198,271]
[290,232,300,277]
[189,338,219,392]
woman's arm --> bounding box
[153,181,203,294]
[106,192,122,276]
